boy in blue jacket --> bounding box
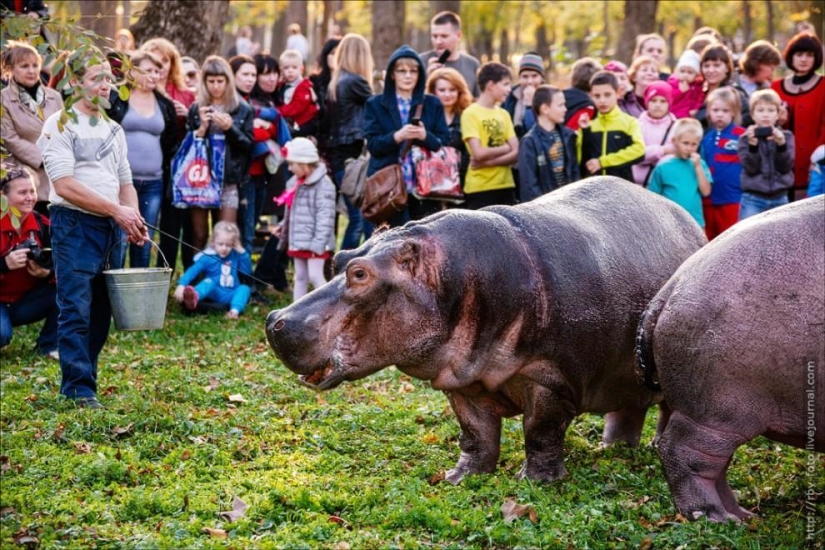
[173,221,252,319]
[518,85,580,202]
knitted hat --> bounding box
[603,60,628,74]
[283,137,319,164]
[519,53,545,77]
[676,50,701,73]
[644,80,673,107]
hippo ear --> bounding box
[395,240,421,276]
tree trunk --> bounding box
[499,28,509,64]
[78,0,119,46]
[742,0,753,45]
[371,0,405,70]
[130,0,230,61]
[603,0,610,54]
[271,10,288,57]
[765,0,774,44]
[615,0,659,64]
[429,0,461,17]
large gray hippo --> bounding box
[637,196,825,522]
[267,177,706,483]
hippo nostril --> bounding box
[273,319,285,331]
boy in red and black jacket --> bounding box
[275,49,319,138]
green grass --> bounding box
[1,298,823,549]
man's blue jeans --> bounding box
[334,169,373,250]
[739,191,788,221]
[130,178,163,267]
[0,282,58,354]
[50,206,125,399]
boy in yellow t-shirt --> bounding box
[461,62,519,209]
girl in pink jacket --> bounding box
[632,81,677,186]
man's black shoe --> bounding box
[75,397,103,410]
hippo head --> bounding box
[266,222,455,390]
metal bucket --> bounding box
[103,241,172,331]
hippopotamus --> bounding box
[267,177,706,483]
[637,196,825,522]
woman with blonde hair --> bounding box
[426,67,471,186]
[327,33,375,249]
[627,55,659,117]
[633,32,669,78]
[186,55,253,250]
[0,41,63,213]
[142,38,198,269]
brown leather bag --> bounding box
[361,104,422,224]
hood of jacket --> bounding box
[563,87,593,115]
[383,45,427,103]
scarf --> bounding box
[13,79,46,121]
[274,177,305,208]
[791,71,816,86]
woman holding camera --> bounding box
[0,166,58,359]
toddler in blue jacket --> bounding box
[173,221,252,319]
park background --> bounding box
[47,0,824,78]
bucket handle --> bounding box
[105,238,170,271]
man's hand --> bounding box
[585,158,601,174]
[113,205,147,245]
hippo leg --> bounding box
[444,391,502,484]
[653,402,672,447]
[657,412,750,522]
[602,407,647,447]
[518,388,575,482]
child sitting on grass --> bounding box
[648,118,713,228]
[173,221,252,319]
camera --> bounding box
[12,232,52,268]
[754,126,773,138]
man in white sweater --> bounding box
[38,50,146,409]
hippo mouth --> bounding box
[297,357,346,391]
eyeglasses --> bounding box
[394,68,419,76]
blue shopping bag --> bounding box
[171,132,227,209]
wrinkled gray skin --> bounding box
[267,177,706,483]
[637,196,825,522]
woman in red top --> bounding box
[771,32,825,200]
[141,38,198,270]
[0,166,58,358]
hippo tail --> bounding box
[636,293,668,392]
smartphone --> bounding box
[755,126,773,138]
[437,49,451,64]
[410,117,421,126]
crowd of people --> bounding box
[1,5,823,408]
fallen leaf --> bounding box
[25,394,37,402]
[422,433,439,445]
[334,542,351,550]
[74,442,92,454]
[398,382,415,393]
[227,394,247,404]
[111,423,134,438]
[0,456,9,474]
[181,450,191,461]
[639,537,652,550]
[218,496,248,522]
[0,507,15,517]
[100,386,118,396]
[202,527,227,539]
[429,471,445,485]
[204,377,221,392]
[501,497,538,524]
[52,423,65,441]
[35,377,48,384]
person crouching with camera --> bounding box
[738,89,795,220]
[0,166,58,360]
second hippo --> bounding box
[267,177,707,483]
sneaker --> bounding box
[182,286,199,311]
[75,397,103,410]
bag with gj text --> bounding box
[171,132,226,209]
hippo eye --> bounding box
[349,267,368,283]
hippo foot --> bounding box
[445,453,497,484]
[516,461,567,483]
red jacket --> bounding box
[276,78,319,128]
[772,77,825,189]
[0,211,53,303]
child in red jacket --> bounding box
[276,49,319,138]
